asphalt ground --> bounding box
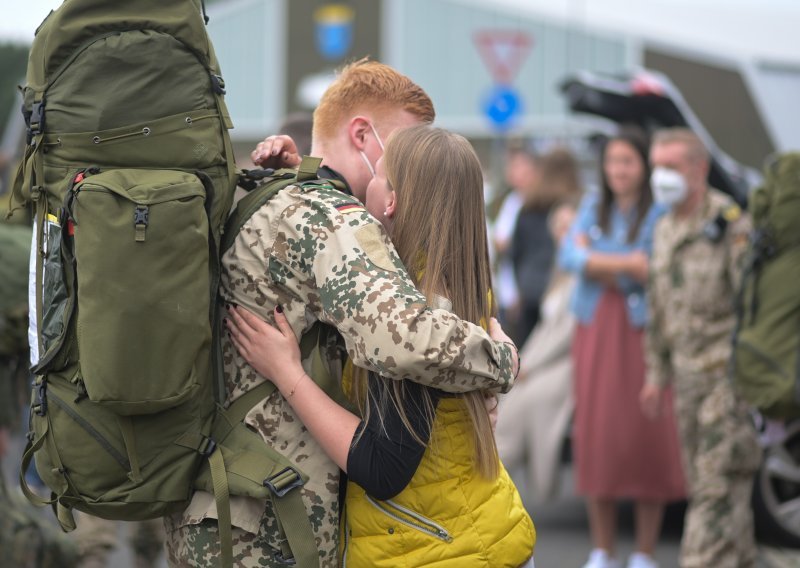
[4,435,800,567]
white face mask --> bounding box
[651,167,688,208]
[358,122,385,178]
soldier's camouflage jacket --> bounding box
[646,188,751,387]
[169,182,516,565]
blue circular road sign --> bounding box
[483,85,522,129]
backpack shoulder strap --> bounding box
[222,156,343,255]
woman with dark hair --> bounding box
[559,127,685,568]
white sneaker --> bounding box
[582,548,622,568]
[627,552,658,568]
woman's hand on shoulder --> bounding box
[226,305,303,390]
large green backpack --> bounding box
[9,2,326,567]
[732,152,800,420]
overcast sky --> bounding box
[3,0,799,63]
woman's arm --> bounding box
[558,195,649,285]
[584,249,649,284]
[227,305,359,471]
[227,305,435,498]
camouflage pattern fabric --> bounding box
[166,182,516,566]
[673,375,761,567]
[73,513,164,568]
[646,189,761,568]
[0,466,79,567]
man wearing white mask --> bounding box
[640,128,760,567]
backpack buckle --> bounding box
[34,380,48,416]
[272,550,297,565]
[264,466,304,497]
[200,436,217,457]
[26,99,46,144]
[210,74,226,95]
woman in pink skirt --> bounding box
[559,128,685,568]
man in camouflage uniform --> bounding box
[72,513,164,568]
[165,60,518,567]
[640,128,761,567]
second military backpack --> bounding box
[732,152,800,420]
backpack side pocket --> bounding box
[70,169,211,414]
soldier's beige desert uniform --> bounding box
[166,181,516,567]
[646,189,761,568]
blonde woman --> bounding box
[227,125,535,567]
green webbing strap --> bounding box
[296,156,322,182]
[208,447,233,568]
[210,385,320,567]
[55,502,77,532]
[6,143,32,218]
[19,428,56,508]
[299,322,353,412]
[220,169,295,254]
[225,380,277,424]
[20,418,77,533]
[272,488,320,567]
[222,155,330,255]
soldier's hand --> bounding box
[640,383,663,420]
[226,305,303,390]
[251,135,303,169]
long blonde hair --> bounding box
[352,125,499,479]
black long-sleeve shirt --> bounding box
[345,373,443,500]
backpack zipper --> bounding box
[365,494,453,542]
[47,389,130,471]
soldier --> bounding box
[165,59,519,567]
[72,513,165,568]
[640,128,761,567]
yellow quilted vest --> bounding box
[339,392,535,567]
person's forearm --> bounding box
[277,371,360,472]
[583,252,632,280]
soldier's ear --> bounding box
[348,116,371,151]
[385,190,397,220]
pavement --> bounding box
[512,464,800,568]
[5,434,800,567]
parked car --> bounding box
[558,68,800,547]
[560,68,761,206]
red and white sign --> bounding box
[473,30,534,84]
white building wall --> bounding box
[207,0,286,139]
[385,0,632,137]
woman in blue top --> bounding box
[559,128,685,568]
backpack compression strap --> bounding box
[199,380,320,568]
